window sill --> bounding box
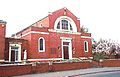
[39,50,45,52]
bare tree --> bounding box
[93,39,120,59]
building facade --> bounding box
[0,8,92,63]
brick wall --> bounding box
[50,61,91,71]
[102,59,120,67]
[92,59,120,67]
[0,21,6,62]
[0,61,91,76]
[0,63,49,77]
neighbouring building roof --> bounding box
[0,20,7,24]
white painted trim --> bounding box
[28,58,62,61]
[79,57,88,59]
[81,36,91,39]
[0,59,4,62]
[89,57,93,59]
[60,37,72,40]
[32,31,49,35]
[16,31,49,38]
[79,57,93,59]
[61,38,72,59]
[9,44,21,62]
[38,37,45,52]
[54,16,77,32]
[84,41,89,52]
[48,29,81,35]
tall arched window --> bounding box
[84,41,88,52]
[38,37,45,52]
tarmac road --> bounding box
[76,71,120,77]
[14,67,120,77]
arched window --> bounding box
[38,37,45,52]
[54,16,77,32]
[56,19,73,31]
[84,41,88,52]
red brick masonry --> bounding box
[50,62,90,71]
[0,59,120,76]
[92,59,120,67]
[0,61,90,76]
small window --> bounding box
[84,41,88,52]
[38,37,45,52]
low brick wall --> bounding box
[91,59,120,67]
[31,63,49,73]
[2,60,120,76]
[50,61,91,71]
[0,63,49,77]
[102,59,120,67]
[0,64,31,77]
[0,61,91,76]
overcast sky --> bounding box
[1,0,120,42]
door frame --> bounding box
[9,43,21,62]
[61,37,72,60]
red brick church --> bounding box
[0,8,92,63]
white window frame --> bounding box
[84,41,89,52]
[9,43,21,62]
[61,37,72,60]
[54,16,77,32]
[38,37,45,52]
[58,19,70,30]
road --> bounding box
[69,70,120,77]
[14,67,120,77]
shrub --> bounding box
[93,52,108,61]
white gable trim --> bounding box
[31,31,49,35]
[81,36,91,39]
[16,31,49,38]
[48,29,81,35]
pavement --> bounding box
[14,67,120,77]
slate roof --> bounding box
[0,20,7,24]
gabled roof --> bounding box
[14,16,48,35]
[52,7,78,19]
[14,7,77,36]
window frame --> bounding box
[54,16,77,32]
[56,19,72,31]
[38,37,45,52]
[84,41,89,52]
